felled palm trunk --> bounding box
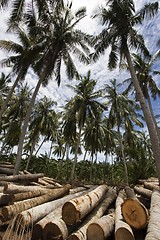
[87,213,115,240]
[145,190,160,240]
[0,173,44,183]
[3,183,50,194]
[69,188,117,240]
[134,186,152,199]
[115,190,135,240]
[121,186,149,229]
[2,184,71,220]
[62,184,108,225]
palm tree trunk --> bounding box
[14,77,43,174]
[118,126,129,186]
[125,48,160,184]
[69,122,83,184]
[35,137,46,156]
[147,95,160,142]
[25,136,38,170]
[0,73,22,120]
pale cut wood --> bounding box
[122,186,149,229]
[2,184,71,220]
[134,186,152,199]
[62,184,108,225]
[115,190,135,240]
[68,188,117,240]
[0,173,44,182]
[87,213,115,240]
[31,189,93,240]
[145,190,160,240]
[0,164,14,169]
[69,187,87,194]
[0,187,4,193]
[144,182,160,191]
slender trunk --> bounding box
[147,95,160,142]
[35,137,46,156]
[48,140,53,159]
[83,149,87,161]
[69,122,83,184]
[118,126,129,185]
[25,136,38,171]
[125,48,160,184]
[14,78,43,174]
[0,74,22,120]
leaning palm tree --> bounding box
[63,70,106,183]
[93,0,160,184]
[124,51,160,141]
[0,27,42,120]
[14,2,92,174]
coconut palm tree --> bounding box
[93,0,160,184]
[63,70,106,183]
[124,51,160,140]
[14,2,92,174]
[104,79,143,185]
[24,96,58,170]
[0,27,43,120]
[0,83,31,154]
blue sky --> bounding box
[0,0,160,159]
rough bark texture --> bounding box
[145,190,160,240]
[144,182,160,191]
[134,186,152,199]
[68,188,117,240]
[0,173,44,183]
[3,183,52,194]
[2,184,71,220]
[122,187,149,229]
[115,190,135,240]
[62,184,108,225]
[87,213,115,240]
[18,189,86,231]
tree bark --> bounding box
[62,184,108,225]
[2,184,71,220]
[69,188,117,240]
[14,74,44,174]
[115,190,135,240]
[125,48,160,185]
[145,190,160,240]
[0,173,44,183]
[0,167,14,175]
[144,181,160,191]
[121,186,149,229]
[87,213,115,240]
[3,183,50,194]
[134,186,152,199]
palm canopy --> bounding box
[0,27,42,81]
[93,0,158,69]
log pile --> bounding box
[0,171,159,240]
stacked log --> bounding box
[0,174,160,240]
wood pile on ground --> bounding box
[0,165,159,240]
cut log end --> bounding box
[31,224,42,240]
[87,223,105,240]
[121,199,148,229]
[43,219,68,240]
[62,201,79,225]
[115,227,135,240]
